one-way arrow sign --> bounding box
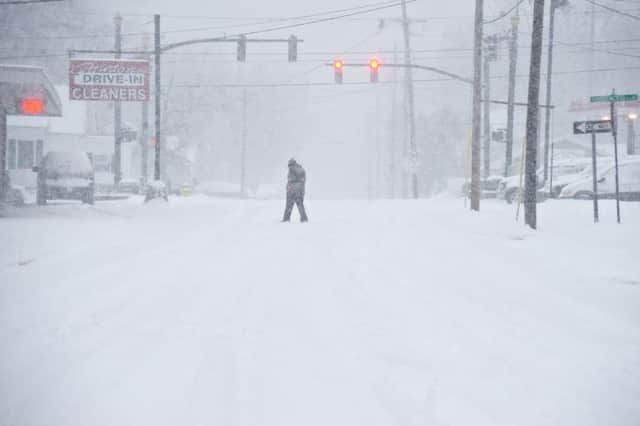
[573,120,612,134]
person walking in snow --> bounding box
[282,158,308,222]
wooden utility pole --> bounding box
[504,13,519,177]
[470,0,484,211]
[400,0,418,199]
[524,0,546,229]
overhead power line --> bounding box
[0,0,62,4]
[583,0,640,19]
[484,0,527,24]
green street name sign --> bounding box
[590,94,638,103]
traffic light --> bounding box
[288,35,298,62]
[368,58,380,83]
[237,35,247,62]
[19,97,44,115]
[333,59,344,84]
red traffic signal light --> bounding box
[20,97,44,115]
[368,58,380,83]
[333,59,344,84]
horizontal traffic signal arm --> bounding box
[325,62,473,85]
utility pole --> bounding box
[470,0,484,211]
[524,0,546,230]
[400,0,418,199]
[153,14,161,181]
[483,35,497,181]
[389,44,399,198]
[140,34,151,188]
[113,13,122,186]
[504,13,519,177]
[543,0,566,183]
[240,89,247,196]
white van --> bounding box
[559,158,640,201]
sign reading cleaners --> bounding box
[69,59,150,102]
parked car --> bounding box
[547,159,599,198]
[496,170,547,204]
[33,151,95,205]
[461,175,503,199]
[559,158,640,201]
[117,179,141,194]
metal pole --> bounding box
[240,89,247,196]
[400,0,419,198]
[470,0,483,211]
[543,3,556,183]
[114,13,122,186]
[154,14,161,181]
[524,0,546,230]
[0,106,7,202]
[611,96,621,223]
[141,90,149,187]
[591,133,599,223]
[505,13,519,177]
[482,47,491,181]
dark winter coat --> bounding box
[287,163,306,196]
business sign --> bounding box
[69,59,150,102]
[573,120,612,134]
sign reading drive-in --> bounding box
[69,59,150,102]
[573,120,612,134]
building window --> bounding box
[17,140,35,169]
[8,139,17,170]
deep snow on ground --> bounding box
[1,196,639,426]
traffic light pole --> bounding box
[400,0,418,199]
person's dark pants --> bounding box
[283,191,308,222]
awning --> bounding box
[0,65,63,117]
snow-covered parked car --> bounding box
[461,175,503,199]
[559,158,640,201]
[547,159,596,198]
[33,151,95,205]
[496,170,546,204]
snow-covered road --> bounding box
[1,196,639,426]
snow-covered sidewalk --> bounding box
[1,196,639,426]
